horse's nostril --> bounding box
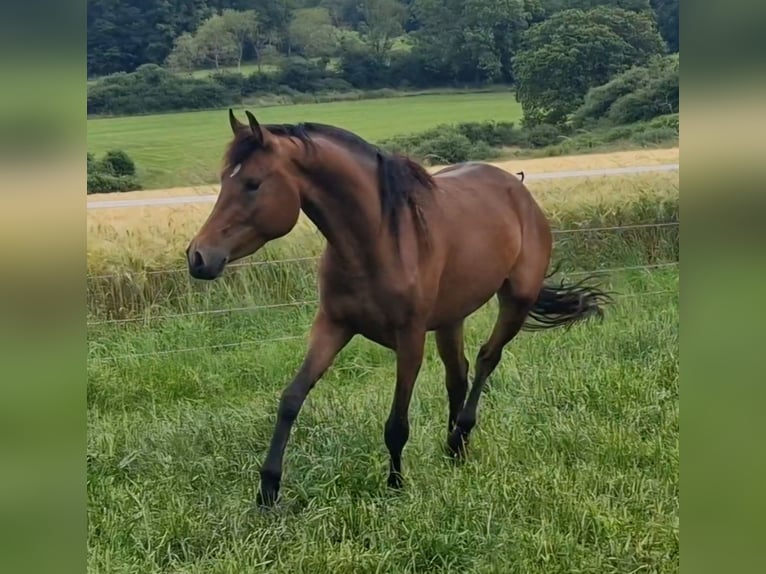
[192,250,204,269]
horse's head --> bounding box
[186,109,302,280]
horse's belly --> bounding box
[427,262,510,329]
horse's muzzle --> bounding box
[186,245,228,280]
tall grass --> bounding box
[87,184,678,321]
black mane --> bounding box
[225,122,436,237]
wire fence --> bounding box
[86,222,679,281]
[88,288,677,363]
[86,261,679,327]
[87,219,679,362]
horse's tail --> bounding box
[523,267,612,331]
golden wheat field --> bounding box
[86,149,679,274]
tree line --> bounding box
[88,0,678,130]
[88,0,678,79]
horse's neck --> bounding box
[298,141,392,269]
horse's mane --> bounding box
[224,122,436,239]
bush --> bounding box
[88,64,237,116]
[412,132,473,163]
[101,150,136,176]
[242,71,278,94]
[632,127,679,146]
[523,124,562,148]
[275,58,335,92]
[87,173,142,194]
[573,55,679,127]
[467,141,502,161]
[455,121,524,147]
[87,149,141,194]
[338,46,390,89]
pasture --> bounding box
[86,92,522,190]
[87,146,678,571]
[87,271,678,574]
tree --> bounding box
[572,53,678,126]
[650,0,678,52]
[539,0,652,13]
[194,13,240,70]
[166,33,200,72]
[220,9,260,70]
[512,6,665,125]
[288,7,339,58]
[87,0,213,76]
[412,0,533,83]
[358,0,407,55]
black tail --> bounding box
[523,269,613,331]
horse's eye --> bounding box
[244,180,261,192]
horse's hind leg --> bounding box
[435,321,469,433]
[447,277,538,457]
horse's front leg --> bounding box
[385,326,427,488]
[258,311,352,507]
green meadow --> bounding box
[87,267,678,574]
[87,91,522,189]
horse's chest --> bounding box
[321,278,416,346]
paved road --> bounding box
[87,163,679,210]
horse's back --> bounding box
[433,160,549,236]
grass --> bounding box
[86,158,679,571]
[87,267,678,573]
[87,92,522,189]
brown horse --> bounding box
[186,109,610,506]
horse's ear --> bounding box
[229,109,247,134]
[244,110,265,145]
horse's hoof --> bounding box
[257,480,280,508]
[387,472,404,489]
[446,429,469,460]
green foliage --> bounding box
[379,120,522,162]
[522,123,562,147]
[416,132,474,163]
[87,149,141,194]
[101,149,137,176]
[88,64,239,116]
[288,8,339,58]
[358,0,407,55]
[651,0,679,52]
[87,0,213,76]
[530,113,678,156]
[513,6,665,126]
[274,58,336,92]
[338,44,391,88]
[573,54,678,127]
[631,125,677,146]
[411,0,528,84]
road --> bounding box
[86,163,679,210]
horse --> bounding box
[186,109,610,506]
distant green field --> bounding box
[87,92,522,189]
